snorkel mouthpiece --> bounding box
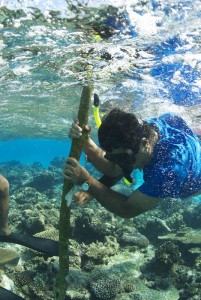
[104,152,133,185]
[118,168,133,185]
[123,177,132,185]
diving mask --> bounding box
[104,150,135,184]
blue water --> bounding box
[1,2,201,299]
[0,138,85,167]
[0,0,200,176]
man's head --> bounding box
[98,108,154,180]
[98,108,152,152]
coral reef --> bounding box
[172,265,201,300]
[118,230,149,248]
[72,207,119,243]
[183,203,201,228]
[90,274,121,299]
[26,170,62,193]
[12,187,46,205]
[49,156,66,169]
[158,227,201,245]
[0,160,201,299]
[81,236,119,271]
[154,241,181,272]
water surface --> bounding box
[0,0,201,144]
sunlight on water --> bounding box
[0,0,201,139]
[1,0,69,15]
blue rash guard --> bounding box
[138,113,201,199]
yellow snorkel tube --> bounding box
[93,94,132,186]
[93,94,102,128]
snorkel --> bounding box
[93,94,133,186]
[93,94,102,128]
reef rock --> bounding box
[183,203,201,228]
[154,241,181,271]
[27,171,56,192]
[118,231,149,248]
[81,236,119,270]
[50,156,65,168]
[73,208,119,243]
[159,228,201,245]
[13,187,46,204]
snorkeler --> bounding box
[0,174,58,300]
[0,174,10,236]
[64,108,201,217]
[0,174,59,256]
[0,286,25,300]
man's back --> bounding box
[138,113,201,198]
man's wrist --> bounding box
[81,176,93,191]
[83,137,92,152]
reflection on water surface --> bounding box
[0,0,201,139]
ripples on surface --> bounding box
[0,0,201,139]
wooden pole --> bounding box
[54,85,93,300]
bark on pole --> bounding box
[54,85,93,300]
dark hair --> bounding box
[98,108,152,153]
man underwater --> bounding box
[0,174,10,235]
[64,109,201,217]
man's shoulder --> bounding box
[158,112,184,123]
[147,113,184,129]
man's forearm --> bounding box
[98,174,123,188]
[87,176,130,218]
[83,138,122,177]
[83,138,103,160]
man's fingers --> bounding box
[63,168,73,176]
[68,128,82,139]
[63,173,72,181]
[84,124,91,132]
[66,157,77,166]
[68,121,91,140]
[73,190,92,206]
[63,158,78,180]
[68,122,83,139]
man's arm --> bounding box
[69,122,122,177]
[98,174,123,187]
[64,157,162,216]
[83,138,122,177]
[86,176,162,218]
